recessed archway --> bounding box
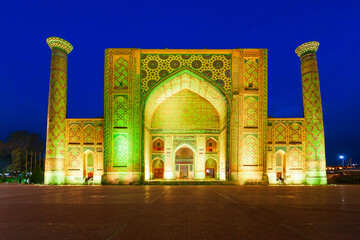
[275,150,286,180]
[205,158,217,179]
[175,146,195,180]
[152,138,164,152]
[152,158,164,179]
[144,70,228,128]
[83,150,95,179]
[206,138,217,152]
[143,70,230,181]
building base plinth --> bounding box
[237,171,264,185]
[45,171,66,185]
[102,172,141,184]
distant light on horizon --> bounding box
[339,155,345,159]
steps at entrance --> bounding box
[144,180,235,185]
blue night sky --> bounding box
[0,0,359,166]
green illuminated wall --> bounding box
[103,49,141,184]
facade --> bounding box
[44,37,327,185]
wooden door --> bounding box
[205,168,215,178]
[153,168,164,179]
[180,165,188,179]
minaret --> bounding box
[296,41,327,185]
[44,37,73,184]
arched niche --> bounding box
[205,158,217,179]
[142,70,230,182]
[152,138,164,152]
[83,150,95,179]
[206,138,217,152]
[275,150,286,180]
[175,145,195,180]
[144,71,227,128]
[152,158,164,179]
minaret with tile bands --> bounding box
[44,37,73,184]
[296,41,327,185]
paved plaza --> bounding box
[0,185,359,240]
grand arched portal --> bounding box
[143,71,228,181]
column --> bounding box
[44,37,73,184]
[296,41,327,185]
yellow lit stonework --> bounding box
[44,39,327,185]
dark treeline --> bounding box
[0,131,44,171]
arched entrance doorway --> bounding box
[152,158,164,179]
[83,150,95,179]
[275,151,286,181]
[175,146,194,180]
[205,158,217,179]
[143,70,230,181]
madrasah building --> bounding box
[44,37,327,185]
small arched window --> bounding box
[206,139,217,152]
[153,138,164,152]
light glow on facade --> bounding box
[44,38,327,185]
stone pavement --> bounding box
[0,185,359,240]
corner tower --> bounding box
[44,37,73,184]
[296,41,327,185]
